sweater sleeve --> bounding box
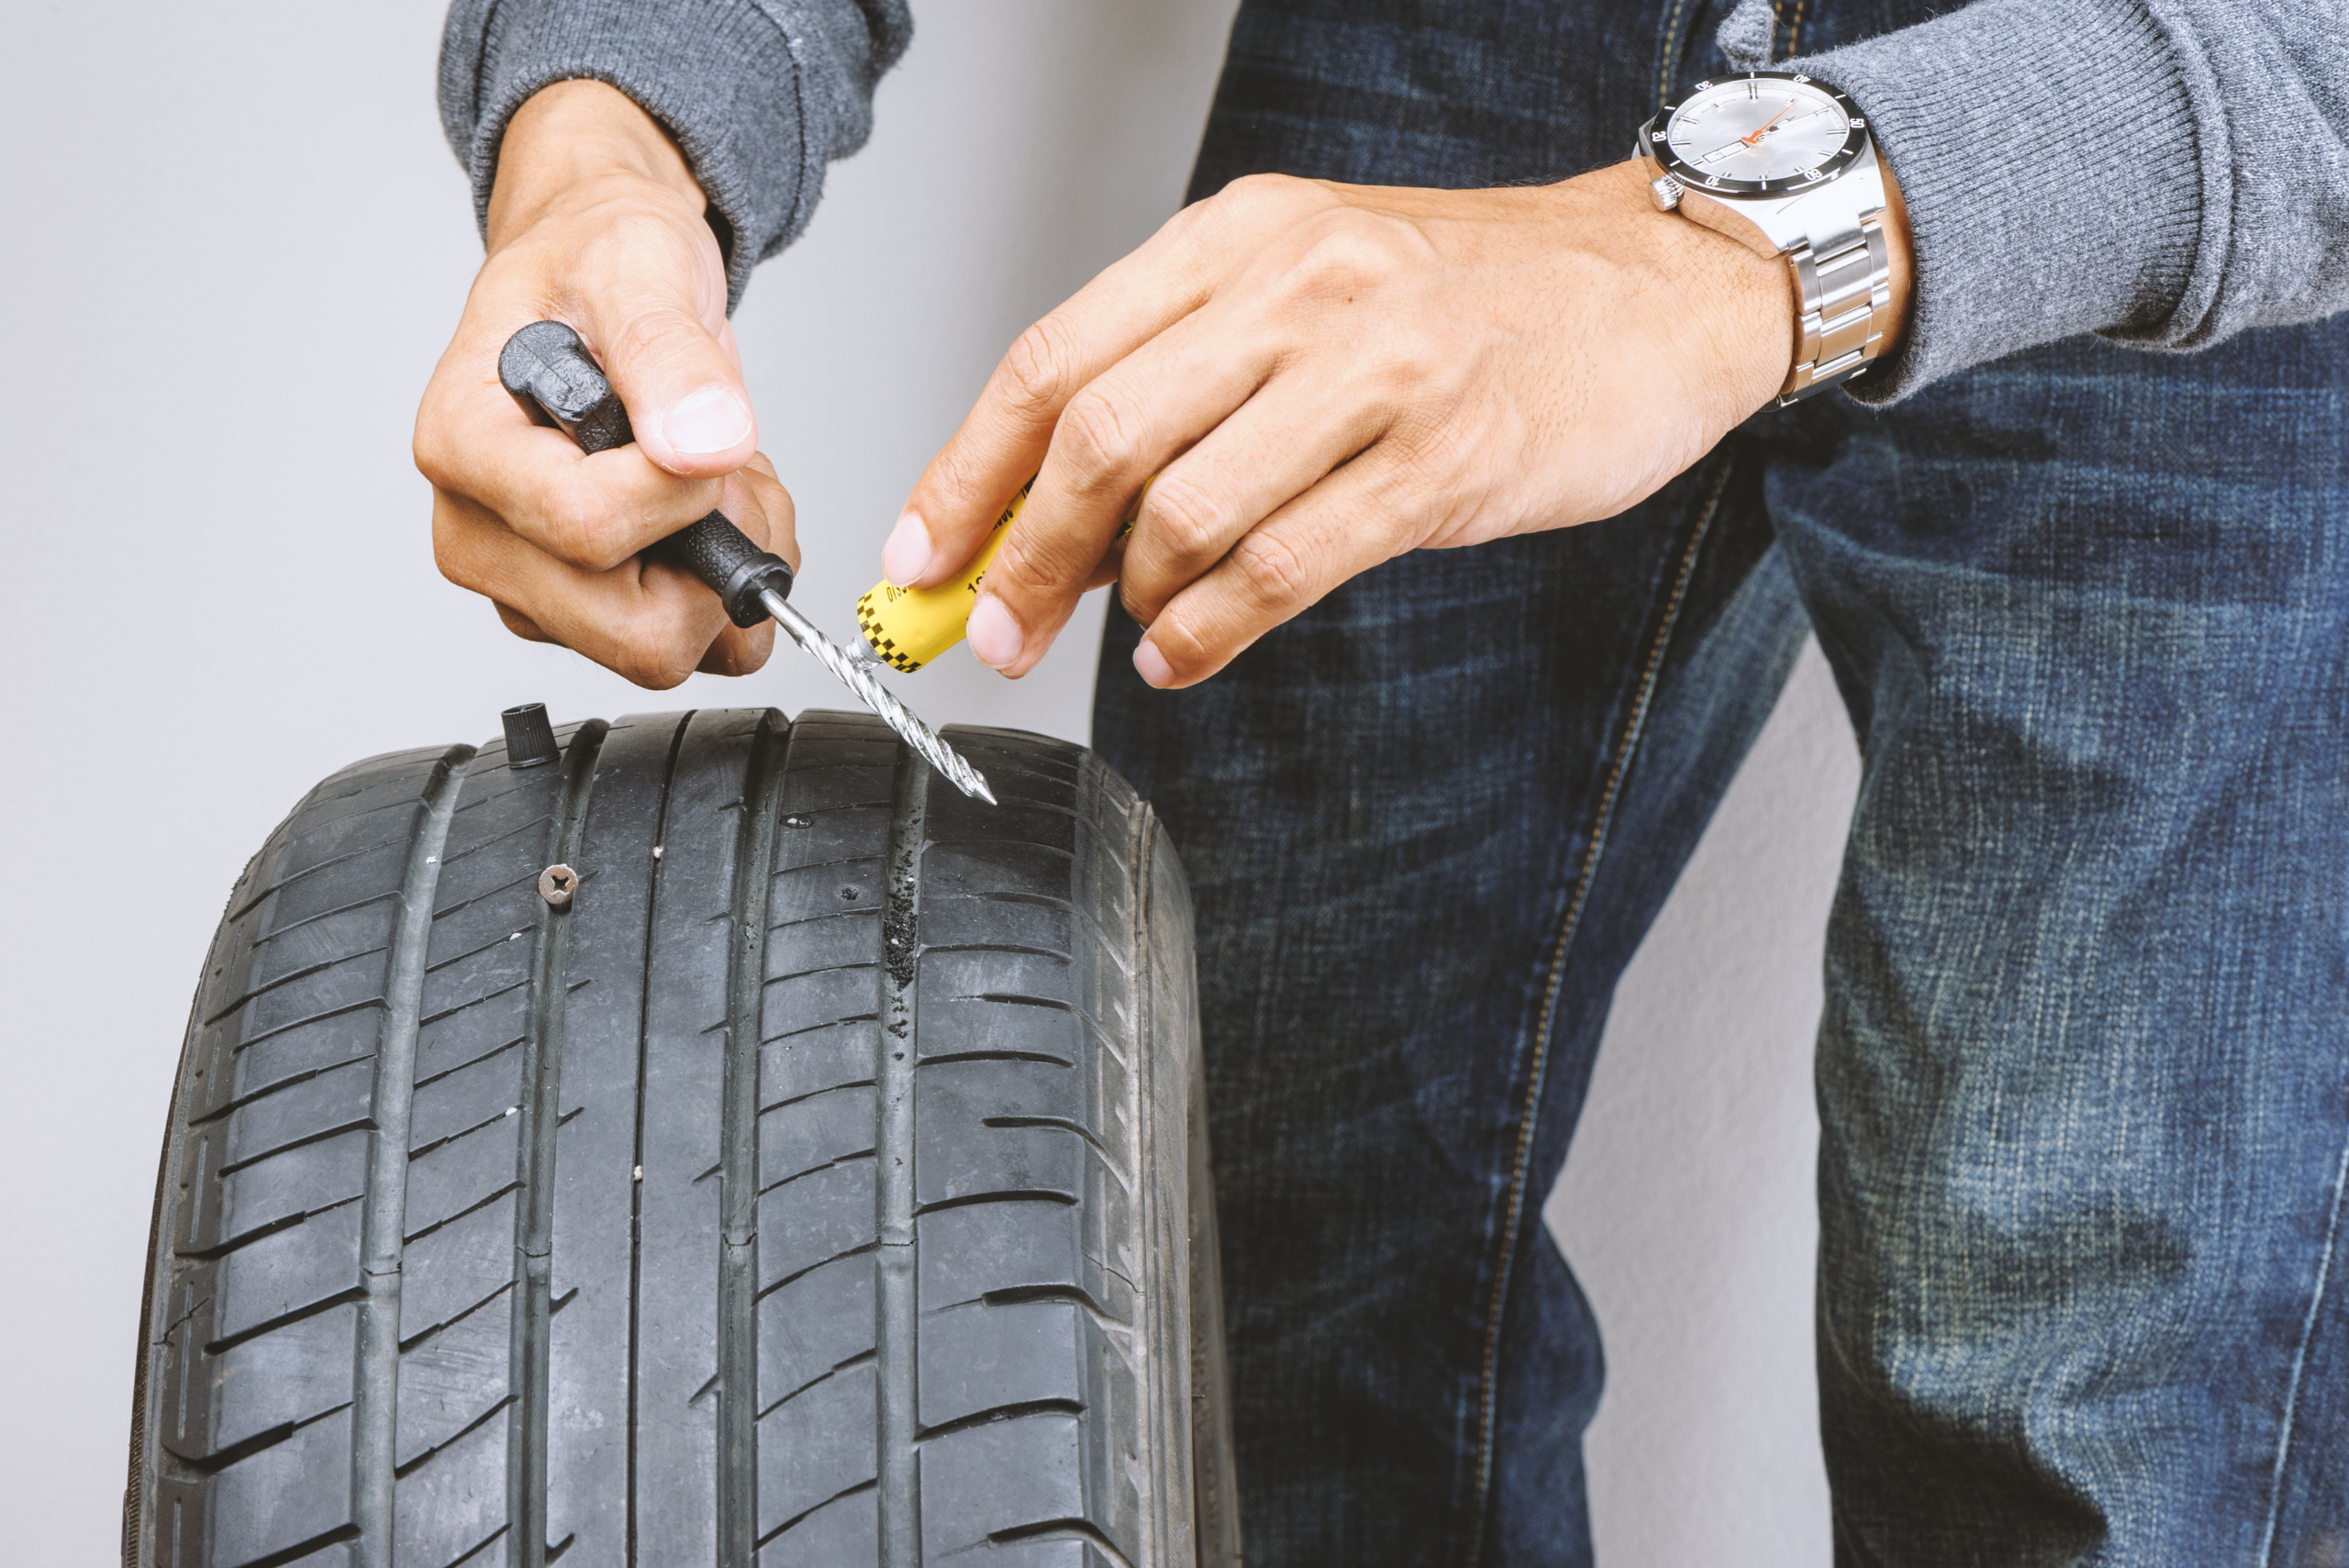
[1769,0,2349,400]
[439,0,913,313]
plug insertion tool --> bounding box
[498,321,995,804]
[855,479,1148,673]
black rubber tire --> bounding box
[125,708,1240,1568]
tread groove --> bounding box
[399,1281,517,1355]
[406,1107,516,1163]
[918,1050,1075,1070]
[755,1479,878,1551]
[250,890,398,949]
[423,922,539,977]
[225,1522,363,1568]
[201,1286,366,1358]
[758,1078,878,1117]
[985,1518,1137,1568]
[628,713,696,1568]
[719,714,790,1568]
[439,808,554,868]
[401,1181,524,1245]
[225,824,415,919]
[411,1036,522,1093]
[442,1525,512,1568]
[351,744,475,1568]
[757,1149,877,1197]
[186,1060,362,1129]
[754,1350,876,1419]
[228,998,384,1056]
[980,1115,1130,1172]
[394,1396,517,1479]
[876,743,928,1568]
[202,947,393,1027]
[215,1118,377,1176]
[916,1397,1085,1444]
[418,979,530,1030]
[425,869,550,928]
[760,1012,881,1045]
[922,943,1073,962]
[756,1241,880,1300]
[507,719,609,1568]
[766,959,882,985]
[913,1189,1082,1218]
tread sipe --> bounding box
[126,709,1239,1568]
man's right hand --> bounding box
[416,80,798,689]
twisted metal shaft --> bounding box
[762,591,997,804]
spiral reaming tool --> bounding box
[759,589,996,802]
[498,320,994,804]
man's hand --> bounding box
[416,80,796,689]
[885,160,1910,687]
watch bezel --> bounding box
[1649,72,1869,199]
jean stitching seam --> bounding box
[1656,0,1695,110]
[1454,460,1733,1568]
[2255,1119,2349,1564]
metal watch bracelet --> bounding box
[1779,213,1891,404]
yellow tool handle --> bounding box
[853,476,1145,673]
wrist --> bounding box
[486,80,706,250]
[1584,161,1795,423]
[1629,117,1915,409]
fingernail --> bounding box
[659,385,753,454]
[967,595,1024,671]
[1132,639,1174,688]
[882,511,932,585]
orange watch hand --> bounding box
[1742,103,1795,145]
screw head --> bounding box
[538,863,579,908]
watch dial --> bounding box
[1658,74,1862,195]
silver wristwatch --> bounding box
[1637,71,1890,404]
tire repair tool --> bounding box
[854,480,1144,673]
[498,321,996,803]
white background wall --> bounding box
[0,4,1857,1561]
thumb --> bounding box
[588,284,758,479]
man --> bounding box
[415,0,2349,1561]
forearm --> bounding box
[1788,0,2349,400]
[440,0,912,311]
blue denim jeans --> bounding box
[1089,3,2349,1563]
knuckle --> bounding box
[1229,528,1315,612]
[532,493,627,571]
[987,528,1054,597]
[430,508,489,590]
[1290,214,1388,293]
[1373,324,1444,393]
[411,422,457,491]
[1213,172,1318,226]
[605,302,709,380]
[433,542,474,592]
[1052,391,1139,483]
[1001,316,1081,419]
[1283,209,1427,303]
[578,207,696,282]
[610,623,699,691]
[1139,473,1225,561]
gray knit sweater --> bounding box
[439,0,2348,401]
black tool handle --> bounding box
[497,320,792,628]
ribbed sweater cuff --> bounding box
[441,0,808,314]
[1789,0,2201,402]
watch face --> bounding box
[1651,72,1867,198]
